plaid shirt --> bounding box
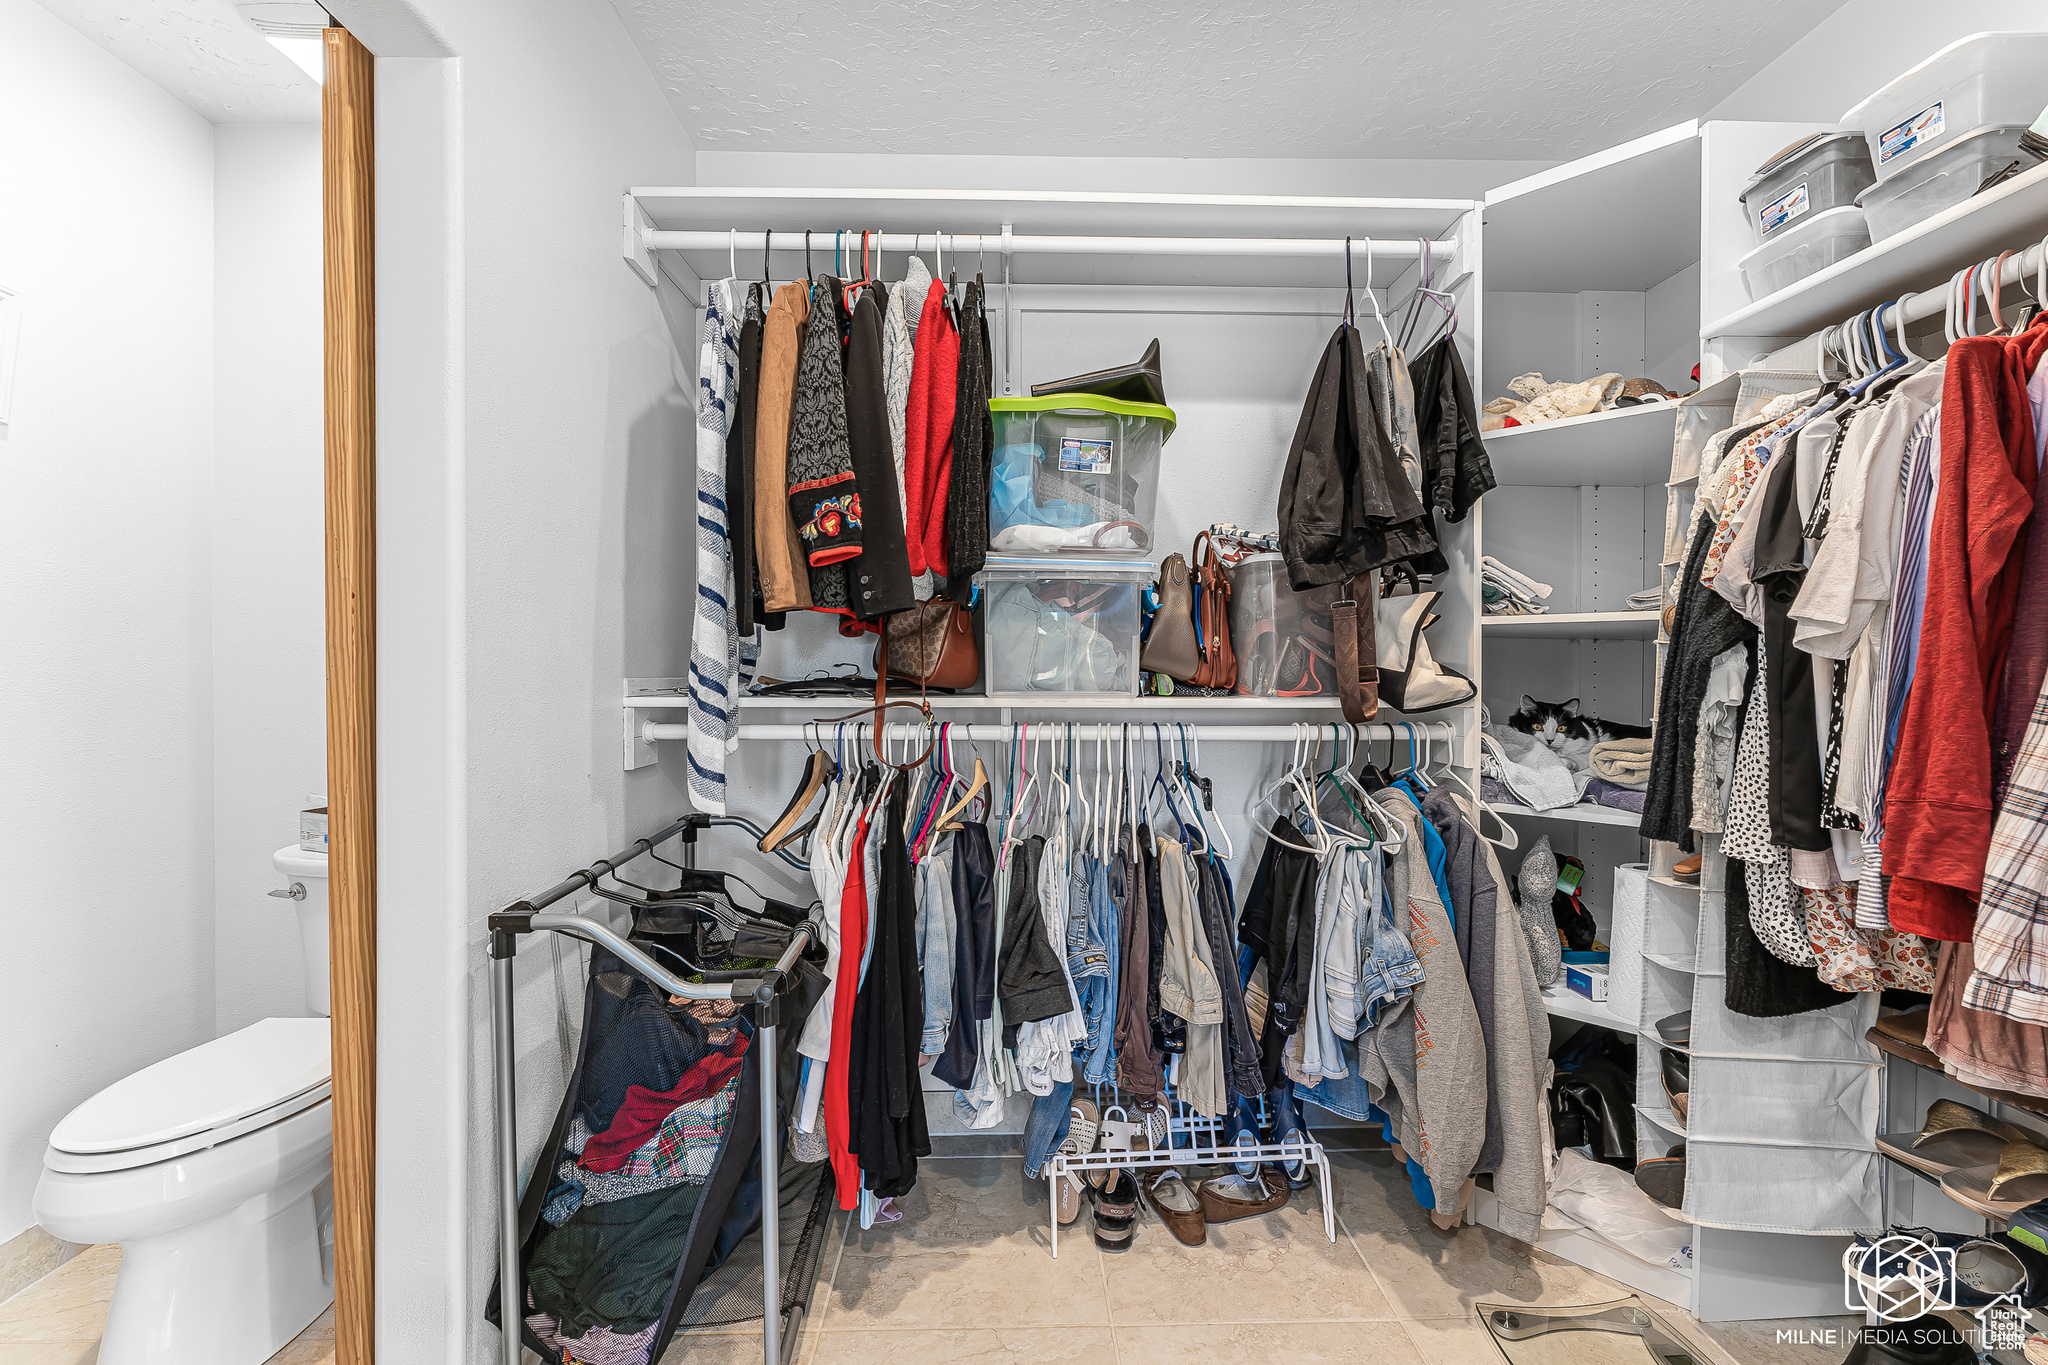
[1964,682,2048,1022]
[618,1069,740,1181]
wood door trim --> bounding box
[323,25,375,1365]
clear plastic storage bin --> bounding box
[978,556,1149,699]
[985,394,1173,557]
[1842,31,2048,180]
[1856,124,2037,242]
[1739,132,1876,241]
[1736,206,1870,300]
[1225,553,1342,697]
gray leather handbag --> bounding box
[1140,552,1201,681]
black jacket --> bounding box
[842,283,916,622]
[931,822,994,1091]
[1277,325,1434,590]
[1411,335,1495,524]
[997,837,1073,1027]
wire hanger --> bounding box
[1362,237,1396,350]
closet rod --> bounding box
[641,721,1458,745]
[1883,238,2047,327]
[645,230,1456,265]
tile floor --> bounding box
[0,1143,1860,1365]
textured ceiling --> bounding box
[39,0,319,123]
[613,0,1841,160]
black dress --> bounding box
[845,779,930,1197]
[730,285,765,636]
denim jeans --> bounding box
[1021,1078,1075,1178]
[1080,857,1120,1086]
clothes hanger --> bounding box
[762,228,773,298]
[1253,725,1327,855]
[1430,724,1515,849]
[1362,237,1397,352]
[1177,724,1231,860]
[1340,237,1356,336]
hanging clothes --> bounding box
[903,278,960,595]
[754,280,816,615]
[1410,334,1496,524]
[687,279,754,815]
[729,285,765,637]
[841,281,917,625]
[846,778,931,1199]
[945,277,996,603]
[883,257,933,598]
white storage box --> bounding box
[1736,206,1869,300]
[1739,132,1876,241]
[1224,552,1342,697]
[1566,964,1610,1003]
[978,556,1148,699]
[985,394,1172,557]
[1841,31,2048,180]
[1855,124,2038,242]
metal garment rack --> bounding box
[643,720,1461,746]
[488,813,813,1365]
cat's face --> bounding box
[1509,695,1583,751]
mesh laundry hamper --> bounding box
[485,930,827,1365]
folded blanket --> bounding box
[1589,737,1653,790]
[1481,555,1552,601]
[1586,777,1647,814]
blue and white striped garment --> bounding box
[688,279,757,814]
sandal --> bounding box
[1093,1168,1140,1250]
[1050,1098,1102,1224]
[1877,1099,2031,1181]
[1941,1140,2048,1219]
[1145,1168,1207,1247]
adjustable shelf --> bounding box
[1481,404,1682,488]
[1542,984,1633,1032]
[1480,611,1661,640]
[1493,801,1643,829]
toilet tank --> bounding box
[271,845,332,1017]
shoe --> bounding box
[1874,1009,1932,1049]
[1659,1048,1689,1127]
[1876,1098,2031,1182]
[1940,1139,2048,1219]
[1145,1168,1207,1247]
[1092,1168,1139,1251]
[1197,1168,1291,1224]
[1654,1010,1691,1046]
[1634,1146,1685,1209]
[1951,1231,2048,1308]
[1670,855,1701,884]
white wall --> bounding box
[697,150,1554,200]
[1707,0,2048,124]
[0,0,216,1243]
[212,123,326,1033]
[328,0,701,1357]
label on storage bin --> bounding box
[1879,101,1943,167]
[1759,181,1809,235]
[1058,436,1113,473]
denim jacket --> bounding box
[915,833,958,1056]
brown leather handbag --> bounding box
[1330,572,1380,724]
[876,597,978,690]
[1139,553,1201,681]
[1187,530,1237,690]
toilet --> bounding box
[34,846,337,1365]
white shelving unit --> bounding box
[1481,403,1681,487]
[1494,801,1642,828]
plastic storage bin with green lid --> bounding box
[986,394,1173,556]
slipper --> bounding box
[1660,1048,1690,1127]
[1670,855,1701,884]
[1877,1099,2031,1181]
[1655,1011,1691,1046]
[1145,1168,1207,1247]
[1197,1168,1290,1224]
[1942,1140,2048,1219]
[1635,1146,1685,1209]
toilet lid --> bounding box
[50,1017,331,1157]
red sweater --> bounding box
[825,812,871,1209]
[903,282,959,581]
[1885,335,2040,940]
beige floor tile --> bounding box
[1323,1148,1438,1234]
[0,1247,119,1344]
[1114,1320,1422,1364]
[266,1330,337,1365]
[1350,1220,1603,1320]
[1395,1314,1510,1365]
[824,1239,1108,1330]
[840,1157,1058,1259]
[1689,1315,1866,1365]
[804,1326,1101,1365]
[1102,1195,1392,1326]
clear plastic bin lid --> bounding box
[979,555,1155,582]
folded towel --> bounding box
[1481,556,1552,601]
[1625,587,1663,611]
[1589,737,1653,789]
[1483,724,1588,811]
[1586,777,1647,813]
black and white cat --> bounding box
[1508,696,1651,772]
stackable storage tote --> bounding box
[978,555,1149,698]
[1736,206,1870,300]
[1738,132,1876,241]
[1224,552,1341,697]
[986,394,1173,557]
[1855,124,2040,241]
[1841,31,2048,179]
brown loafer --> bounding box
[1671,854,1701,883]
[1197,1169,1290,1224]
[1145,1169,1207,1247]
